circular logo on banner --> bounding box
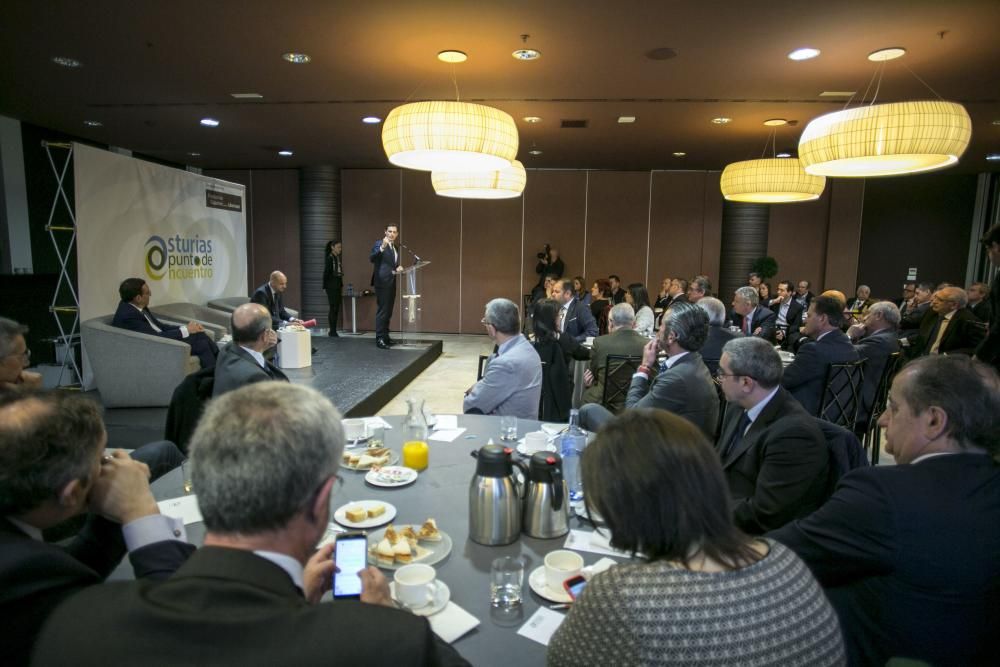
[145,235,167,281]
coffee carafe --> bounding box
[522,452,570,539]
[469,445,527,546]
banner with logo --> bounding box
[74,143,247,321]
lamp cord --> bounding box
[901,62,945,100]
[451,65,461,101]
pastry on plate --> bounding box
[375,538,395,567]
[344,506,367,523]
[416,518,441,542]
[392,539,412,564]
[367,504,386,519]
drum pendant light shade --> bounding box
[720,158,826,203]
[382,101,519,172]
[798,100,971,177]
[432,160,527,199]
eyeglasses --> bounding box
[481,318,493,327]
[4,348,30,361]
[713,368,745,385]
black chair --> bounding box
[863,351,904,465]
[476,355,490,381]
[817,358,866,429]
[813,417,869,499]
[600,354,642,415]
[163,365,216,455]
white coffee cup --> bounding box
[343,419,366,441]
[394,563,437,609]
[544,549,584,592]
[524,431,548,454]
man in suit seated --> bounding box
[579,302,718,439]
[112,277,218,369]
[609,274,627,305]
[213,303,289,397]
[967,280,991,322]
[715,337,829,534]
[770,280,805,350]
[0,317,42,390]
[464,298,542,419]
[846,284,874,320]
[908,286,985,358]
[731,286,776,341]
[769,355,1000,666]
[846,301,901,425]
[782,295,860,417]
[686,275,711,303]
[251,270,301,330]
[581,303,647,410]
[794,280,814,310]
[0,390,193,664]
[898,281,933,344]
[551,279,598,343]
[34,382,469,667]
[695,296,737,378]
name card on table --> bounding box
[157,494,203,525]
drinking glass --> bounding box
[490,556,524,607]
[499,416,518,442]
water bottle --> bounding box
[347,283,354,297]
[559,409,587,502]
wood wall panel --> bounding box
[649,171,710,288]
[460,197,524,333]
[523,171,588,294]
[583,172,651,288]
[824,179,865,296]
[700,172,724,282]
[401,170,461,333]
[767,190,831,294]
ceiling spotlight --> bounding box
[788,48,821,61]
[200,118,220,127]
[83,120,102,127]
[617,116,637,124]
[987,154,1000,162]
[51,56,82,68]
[672,152,687,157]
[529,149,543,156]
[819,91,856,97]
[523,116,542,124]
[763,119,788,126]
[437,50,467,63]
[362,116,382,124]
[230,93,263,99]
[991,119,1000,126]
[512,49,541,61]
[282,52,311,64]
[711,117,732,125]
[776,152,792,158]
[868,47,907,62]
[278,150,293,157]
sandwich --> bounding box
[384,524,399,545]
[375,538,395,567]
[344,506,367,523]
[392,539,412,564]
[356,454,378,469]
[417,518,441,542]
[400,526,419,549]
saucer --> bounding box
[390,580,450,617]
[528,565,572,604]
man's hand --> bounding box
[464,383,476,396]
[265,329,279,349]
[394,266,404,273]
[89,450,159,525]
[583,369,594,387]
[19,370,43,389]
[303,543,336,604]
[381,236,390,250]
[359,566,394,607]
[752,326,763,336]
[641,338,658,368]
[846,323,866,341]
[187,321,205,334]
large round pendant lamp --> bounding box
[431,160,526,199]
[720,158,826,203]
[798,100,971,177]
[382,101,519,172]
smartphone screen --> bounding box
[564,575,587,600]
[332,533,367,599]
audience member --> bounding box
[770,355,1000,666]
[654,277,672,310]
[532,299,588,422]
[0,390,193,664]
[748,272,763,289]
[967,280,991,322]
[795,280,814,309]
[894,281,916,310]
[581,303,647,410]
[251,270,301,331]
[624,282,655,337]
[531,273,559,304]
[898,281,933,342]
[909,286,985,357]
[322,239,343,337]
[820,289,847,309]
[550,279,598,343]
[213,303,289,397]
[731,286,776,341]
[589,278,613,335]
[608,274,626,304]
[572,276,591,306]
[464,299,542,418]
[579,302,717,438]
[548,409,845,667]
[770,280,805,350]
[33,383,468,666]
[112,277,218,369]
[846,285,874,315]
[687,276,711,303]
[782,295,859,416]
[0,317,42,390]
[757,281,771,303]
[695,297,738,378]
[535,245,564,282]
[715,338,830,534]
[667,277,688,306]
[846,301,901,424]
[975,224,1000,370]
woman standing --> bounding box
[625,282,655,337]
[322,240,343,337]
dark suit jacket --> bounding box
[770,298,805,348]
[912,307,986,357]
[369,240,401,288]
[852,328,899,423]
[251,283,292,328]
[33,547,468,667]
[112,301,183,339]
[846,297,875,314]
[782,329,860,417]
[582,327,648,406]
[716,388,829,534]
[561,298,598,342]
[731,306,777,341]
[898,300,929,331]
[769,454,1000,667]
[700,325,738,378]
[0,516,193,666]
[213,342,289,397]
[976,269,1000,365]
[626,352,718,439]
[969,300,991,323]
[322,251,343,293]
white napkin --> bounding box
[429,428,466,442]
[363,416,392,429]
[433,414,458,430]
[427,602,480,643]
[157,494,203,525]
[563,529,629,558]
[517,607,566,646]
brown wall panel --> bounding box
[522,170,588,294]
[767,190,831,294]
[700,172,723,284]
[461,197,524,333]
[401,170,461,333]
[584,172,651,288]
[824,179,865,295]
[649,171,710,289]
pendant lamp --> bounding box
[431,160,527,199]
[720,158,825,203]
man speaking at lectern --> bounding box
[370,224,402,350]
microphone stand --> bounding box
[398,241,422,263]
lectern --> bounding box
[397,260,431,345]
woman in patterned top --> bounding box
[547,410,845,667]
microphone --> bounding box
[399,242,422,262]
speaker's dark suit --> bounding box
[731,306,777,341]
[851,328,899,424]
[112,301,218,369]
[560,298,598,343]
[770,298,804,349]
[370,240,401,342]
[212,342,289,397]
[782,329,859,417]
[33,547,468,667]
[0,516,193,666]
[769,453,1000,667]
[976,269,1000,369]
[912,307,986,357]
[716,388,829,534]
[251,283,293,329]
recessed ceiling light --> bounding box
[763,118,788,127]
[776,152,793,158]
[868,47,906,62]
[711,117,732,125]
[618,116,637,124]
[437,50,467,63]
[51,56,82,68]
[362,116,382,124]
[991,119,1000,126]
[528,149,543,155]
[187,152,201,157]
[987,154,1000,162]
[282,52,311,64]
[278,150,293,157]
[819,91,856,97]
[645,47,678,61]
[788,48,821,61]
[83,120,102,127]
[522,116,542,124]
[672,152,687,157]
[200,118,220,127]
[512,49,541,61]
[230,93,263,99]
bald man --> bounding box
[251,271,300,329]
[911,287,986,357]
[213,303,289,397]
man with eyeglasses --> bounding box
[213,303,289,397]
[909,286,984,358]
[0,317,41,391]
[847,301,901,425]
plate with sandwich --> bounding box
[368,519,452,570]
[341,446,399,471]
[334,500,397,529]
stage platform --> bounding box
[99,334,443,449]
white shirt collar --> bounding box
[253,550,305,592]
[911,451,959,465]
[663,350,689,368]
[6,516,43,540]
[746,386,781,423]
[240,345,268,369]
[816,329,835,342]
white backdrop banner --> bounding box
[74,143,247,320]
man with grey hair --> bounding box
[686,276,712,303]
[716,337,829,534]
[464,298,542,418]
[34,383,468,665]
[770,355,1000,666]
[696,297,738,378]
[731,286,776,341]
[213,303,289,397]
[579,301,717,438]
[847,301,901,423]
[847,284,874,316]
[0,317,41,390]
[581,303,647,409]
[911,286,984,357]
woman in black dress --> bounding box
[322,240,343,337]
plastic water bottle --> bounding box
[559,409,587,502]
[347,283,354,297]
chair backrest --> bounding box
[601,354,643,414]
[818,358,866,427]
[477,355,490,380]
[813,416,869,497]
[868,351,903,427]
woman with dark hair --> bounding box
[590,279,612,335]
[322,240,343,337]
[548,410,844,667]
[531,299,587,421]
[625,282,654,337]
[758,281,772,304]
[572,276,591,307]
